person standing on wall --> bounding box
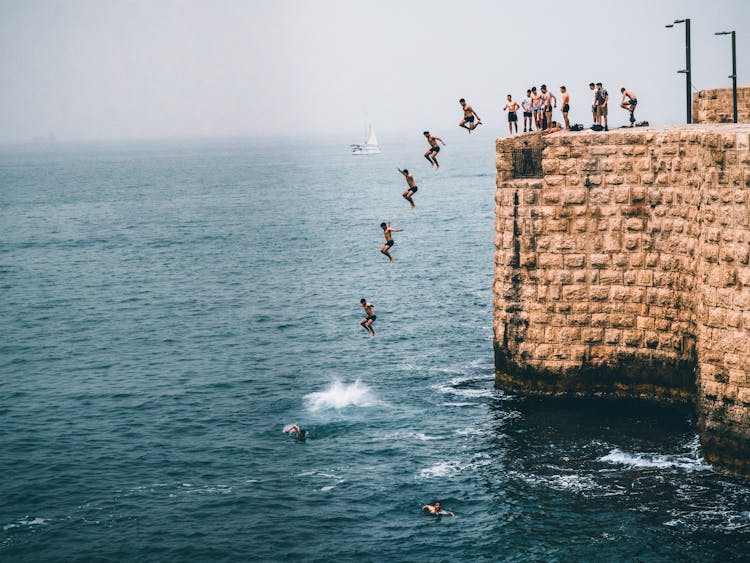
[560,86,570,130]
[596,82,609,131]
[589,82,599,127]
[503,94,521,135]
[521,89,534,133]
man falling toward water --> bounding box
[380,220,402,263]
[359,298,376,337]
[397,168,418,208]
[423,131,446,170]
[459,99,482,133]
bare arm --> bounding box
[434,136,446,145]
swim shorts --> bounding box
[385,240,394,247]
[508,113,518,122]
[367,315,377,322]
[524,111,532,117]
[464,116,475,123]
[628,98,638,106]
[431,146,440,154]
[562,104,570,113]
[409,186,418,193]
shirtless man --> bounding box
[397,168,418,208]
[521,89,533,132]
[283,424,307,441]
[589,82,599,126]
[596,82,609,131]
[503,94,520,135]
[380,220,402,263]
[359,298,376,336]
[422,501,454,517]
[559,86,570,129]
[531,86,543,130]
[423,131,446,170]
[541,121,562,135]
[620,87,638,125]
[540,84,556,131]
[458,99,481,133]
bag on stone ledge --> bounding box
[590,124,604,131]
[635,120,649,127]
[570,124,584,131]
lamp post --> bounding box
[666,18,692,124]
[715,31,737,123]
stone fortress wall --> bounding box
[693,86,750,124]
[493,124,750,478]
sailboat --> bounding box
[351,123,381,155]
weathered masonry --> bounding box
[693,86,750,124]
[493,125,750,479]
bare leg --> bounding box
[459,121,470,132]
[361,318,372,335]
[381,245,393,262]
[563,112,570,129]
[402,190,415,208]
[513,120,518,133]
[432,153,440,170]
[424,151,435,166]
[366,320,375,337]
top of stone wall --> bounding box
[497,123,750,150]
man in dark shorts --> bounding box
[397,167,418,208]
[503,94,520,135]
[620,88,638,125]
[359,298,376,337]
[380,220,402,263]
[459,99,481,133]
[589,82,599,127]
[540,84,556,131]
[521,89,533,132]
[423,131,446,170]
[560,86,570,129]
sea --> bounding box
[1,133,749,561]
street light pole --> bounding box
[666,18,692,124]
[715,31,738,123]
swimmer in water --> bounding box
[359,298,376,337]
[422,501,454,516]
[283,424,307,441]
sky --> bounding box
[0,0,748,143]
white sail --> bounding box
[365,124,378,146]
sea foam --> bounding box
[304,378,377,411]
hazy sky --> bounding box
[0,0,748,142]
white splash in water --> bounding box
[417,460,462,479]
[304,378,377,411]
[598,437,711,472]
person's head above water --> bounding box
[380,222,387,229]
[403,168,408,174]
[360,298,366,305]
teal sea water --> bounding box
[1,134,749,561]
